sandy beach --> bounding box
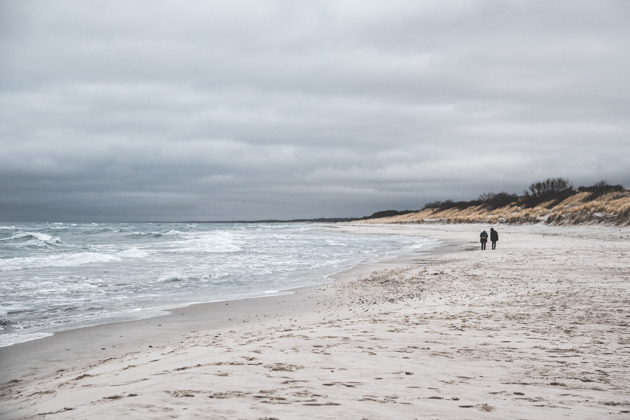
[1,223,629,419]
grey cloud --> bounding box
[1,0,629,221]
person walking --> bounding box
[480,230,488,250]
[490,228,499,250]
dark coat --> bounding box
[490,229,498,242]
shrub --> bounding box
[478,192,496,202]
[577,180,625,198]
[422,201,443,210]
[520,178,574,208]
[480,192,518,209]
[525,177,573,197]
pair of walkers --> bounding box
[480,228,498,250]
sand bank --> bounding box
[1,223,629,419]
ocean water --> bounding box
[0,222,436,347]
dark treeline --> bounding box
[361,210,417,219]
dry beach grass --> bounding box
[366,191,630,226]
[1,223,629,419]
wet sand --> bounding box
[1,223,629,419]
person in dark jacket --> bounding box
[490,228,498,250]
[480,230,488,250]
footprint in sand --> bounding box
[265,363,304,372]
[322,381,363,388]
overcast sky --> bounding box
[1,0,629,222]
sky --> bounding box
[1,0,629,222]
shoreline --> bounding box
[0,222,441,350]
[0,225,449,381]
[1,223,629,419]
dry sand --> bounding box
[1,223,629,419]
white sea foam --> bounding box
[0,252,121,271]
[177,230,242,253]
[0,332,53,348]
[117,248,150,258]
[0,233,67,256]
[1,232,59,243]
[157,273,187,283]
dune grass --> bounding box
[364,190,630,226]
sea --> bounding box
[0,222,437,348]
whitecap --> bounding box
[117,248,150,259]
[157,273,188,283]
[1,232,63,247]
[0,252,121,271]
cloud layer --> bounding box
[1,0,629,221]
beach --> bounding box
[1,223,629,419]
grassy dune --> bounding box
[363,190,630,226]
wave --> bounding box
[0,232,65,249]
[117,248,150,258]
[177,230,242,253]
[0,247,149,272]
[1,232,59,242]
[126,229,184,240]
[127,231,164,239]
[0,252,120,271]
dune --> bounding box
[363,190,630,226]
